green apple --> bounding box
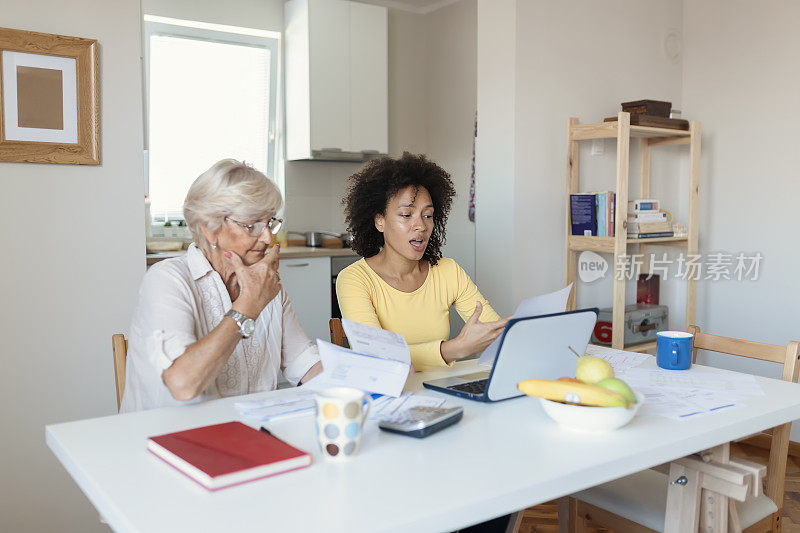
[596,377,637,405]
[575,355,614,384]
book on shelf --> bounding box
[608,192,615,237]
[627,211,669,223]
[626,231,675,239]
[628,199,660,213]
[570,194,597,236]
[596,193,606,237]
[571,191,614,237]
[627,220,672,234]
[147,421,312,490]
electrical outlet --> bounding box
[591,139,604,156]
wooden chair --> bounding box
[112,333,128,411]
[570,326,800,533]
[329,318,349,348]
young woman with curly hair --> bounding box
[336,152,508,371]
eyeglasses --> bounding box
[225,216,283,237]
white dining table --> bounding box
[46,357,800,533]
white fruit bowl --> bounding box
[538,391,645,432]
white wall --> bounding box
[475,0,517,315]
[682,0,800,440]
[513,0,684,317]
[0,1,145,531]
[477,0,684,320]
[476,0,800,441]
[143,0,283,30]
[388,9,428,157]
[425,0,477,278]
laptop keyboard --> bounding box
[449,379,488,395]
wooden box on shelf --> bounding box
[621,99,671,117]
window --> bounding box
[144,16,280,220]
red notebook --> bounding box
[147,421,312,490]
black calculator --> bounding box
[378,406,464,438]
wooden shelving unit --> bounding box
[565,111,701,351]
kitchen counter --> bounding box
[146,246,359,266]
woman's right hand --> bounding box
[441,302,509,363]
[226,245,282,318]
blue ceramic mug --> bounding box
[656,331,694,370]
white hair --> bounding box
[183,159,282,253]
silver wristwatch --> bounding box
[224,309,255,339]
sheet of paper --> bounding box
[512,283,573,319]
[235,390,316,422]
[302,340,409,397]
[621,366,764,396]
[370,393,395,414]
[637,389,744,421]
[477,284,573,366]
[620,364,759,421]
[341,318,411,364]
[584,344,652,374]
[579,346,757,421]
[370,392,446,420]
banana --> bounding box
[517,379,628,407]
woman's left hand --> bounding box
[440,301,509,363]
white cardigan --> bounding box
[120,244,319,412]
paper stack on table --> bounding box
[370,393,446,421]
[235,390,317,422]
[584,344,651,374]
[585,345,765,421]
[236,391,391,422]
[302,319,411,397]
[621,366,763,421]
[477,284,573,366]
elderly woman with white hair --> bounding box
[120,159,322,412]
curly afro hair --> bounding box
[342,152,456,266]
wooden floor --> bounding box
[516,443,800,532]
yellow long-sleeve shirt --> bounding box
[335,257,501,371]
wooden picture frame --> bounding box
[0,27,99,165]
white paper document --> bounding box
[621,366,764,396]
[580,346,761,421]
[584,344,651,374]
[638,389,742,421]
[370,393,446,421]
[235,390,317,422]
[477,284,573,366]
[303,337,410,397]
[622,365,763,421]
[341,318,411,364]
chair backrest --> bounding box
[687,325,800,511]
[329,318,348,348]
[112,333,128,411]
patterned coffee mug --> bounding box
[314,388,372,461]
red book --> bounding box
[147,421,312,490]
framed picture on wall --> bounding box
[0,27,99,165]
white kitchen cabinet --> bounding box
[279,257,331,344]
[348,1,388,155]
[285,0,388,161]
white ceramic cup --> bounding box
[314,388,372,461]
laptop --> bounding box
[422,308,599,402]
